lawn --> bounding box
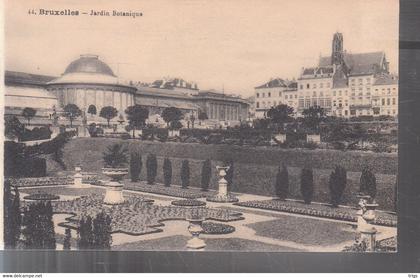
[246,216,355,246]
[112,235,303,251]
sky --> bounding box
[5,0,399,97]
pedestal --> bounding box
[186,218,206,251]
[103,181,125,205]
[73,167,84,188]
[206,166,238,203]
[360,227,377,252]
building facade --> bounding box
[253,33,398,119]
[5,55,250,127]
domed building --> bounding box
[47,54,136,116]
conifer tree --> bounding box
[181,160,190,189]
[201,159,211,191]
[163,158,172,187]
[275,164,289,200]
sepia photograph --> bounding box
[3,0,399,253]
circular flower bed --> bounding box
[202,221,235,234]
[171,199,206,207]
[23,193,60,201]
[206,194,238,203]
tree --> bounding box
[163,158,172,187]
[87,105,97,116]
[198,111,208,125]
[162,107,183,127]
[146,154,158,185]
[359,166,377,200]
[302,106,326,133]
[275,164,289,200]
[5,115,25,140]
[300,168,314,204]
[169,120,183,130]
[22,201,56,249]
[266,104,294,131]
[201,159,211,191]
[22,107,37,125]
[181,160,190,189]
[125,105,149,138]
[190,114,196,129]
[63,104,82,128]
[129,152,142,182]
[102,143,128,168]
[99,106,118,127]
[92,211,112,249]
[63,228,72,250]
[329,166,347,207]
[78,215,94,249]
[4,181,21,249]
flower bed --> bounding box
[206,194,239,203]
[171,199,206,207]
[53,192,243,236]
[8,177,73,187]
[202,222,235,235]
[235,199,397,227]
[23,193,60,201]
[124,182,212,199]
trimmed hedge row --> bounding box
[56,138,397,210]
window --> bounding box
[295,95,298,99]
[268,92,271,97]
[366,77,371,84]
[387,89,391,94]
[285,95,288,99]
[262,101,266,108]
[313,91,317,97]
[326,83,330,88]
[382,99,385,105]
[313,84,317,89]
[320,91,323,97]
[333,100,336,106]
[300,85,303,90]
[298,98,304,108]
[320,83,324,88]
[262,93,265,98]
[392,98,396,105]
[387,98,390,105]
[268,101,271,107]
[307,84,310,89]
[256,93,259,98]
[273,101,277,106]
[256,102,259,108]
[333,91,336,96]
[393,110,396,115]
[338,91,342,96]
[278,92,282,97]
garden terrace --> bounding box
[235,199,397,227]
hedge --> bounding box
[55,138,397,210]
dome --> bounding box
[63,54,115,76]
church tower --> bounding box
[331,32,344,65]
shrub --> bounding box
[22,201,56,249]
[329,165,347,207]
[129,152,142,182]
[92,211,112,249]
[63,228,71,250]
[300,168,314,204]
[3,182,21,249]
[102,143,128,168]
[181,160,190,189]
[163,158,172,187]
[78,215,94,249]
[275,164,289,200]
[360,166,377,199]
[201,159,211,191]
[225,161,234,188]
[146,154,157,185]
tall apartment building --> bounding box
[253,33,398,119]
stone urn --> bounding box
[102,167,128,205]
[186,209,206,250]
[206,166,238,203]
